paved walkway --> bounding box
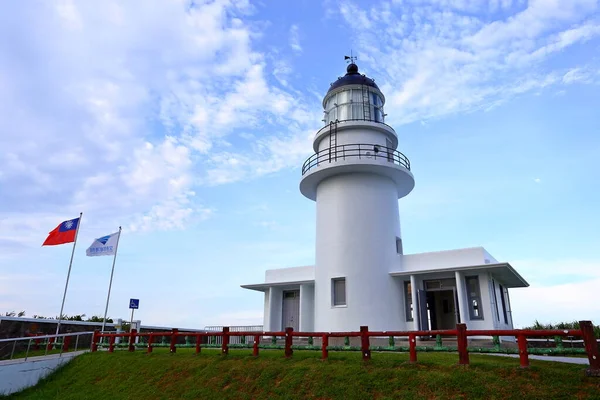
[485,353,589,365]
[0,350,88,366]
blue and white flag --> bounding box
[86,231,120,257]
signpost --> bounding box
[129,298,139,332]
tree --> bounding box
[4,311,25,317]
[87,315,114,323]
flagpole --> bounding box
[55,212,83,336]
[101,226,122,334]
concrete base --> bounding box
[585,368,600,377]
[0,351,87,395]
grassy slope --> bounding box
[5,349,600,400]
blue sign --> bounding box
[129,299,139,309]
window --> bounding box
[396,237,403,254]
[332,278,346,306]
[499,284,509,324]
[492,279,500,322]
[322,89,385,124]
[465,276,483,320]
[404,281,413,321]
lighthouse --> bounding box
[241,59,528,335]
[299,61,414,331]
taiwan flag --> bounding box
[42,218,80,246]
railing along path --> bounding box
[91,321,600,377]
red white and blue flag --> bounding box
[42,218,80,246]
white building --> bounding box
[241,61,529,333]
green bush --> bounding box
[523,320,600,338]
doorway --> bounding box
[418,288,459,331]
[282,290,300,331]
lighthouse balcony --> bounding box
[299,143,415,201]
[302,143,410,174]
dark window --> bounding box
[332,278,346,306]
[499,284,509,324]
[404,281,413,321]
[396,237,403,254]
[465,276,484,320]
[492,280,500,321]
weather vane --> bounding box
[344,50,357,64]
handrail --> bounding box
[302,143,410,175]
[90,321,600,376]
[0,331,95,361]
[0,331,94,343]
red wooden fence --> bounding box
[91,320,600,377]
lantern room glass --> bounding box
[323,88,385,124]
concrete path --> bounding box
[0,350,88,366]
[485,353,590,365]
[0,350,88,396]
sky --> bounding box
[0,0,599,329]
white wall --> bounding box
[0,352,84,396]
[483,249,499,264]
[317,128,392,152]
[401,247,490,272]
[314,172,404,331]
[263,289,271,331]
[265,266,314,284]
[299,284,315,332]
[268,287,283,332]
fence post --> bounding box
[129,329,137,352]
[579,320,600,377]
[63,335,72,352]
[493,335,501,351]
[517,334,529,368]
[46,337,54,352]
[409,333,417,363]
[147,334,154,353]
[170,329,178,353]
[321,334,329,360]
[554,336,563,351]
[222,327,229,355]
[253,334,260,357]
[456,324,469,365]
[109,336,115,353]
[284,327,294,358]
[435,334,443,350]
[91,330,99,352]
[360,326,371,361]
[195,334,201,354]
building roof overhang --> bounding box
[389,262,529,288]
[240,279,315,292]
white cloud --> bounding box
[0,0,319,252]
[506,258,600,326]
[289,24,302,53]
[335,0,600,125]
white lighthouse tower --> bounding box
[242,59,527,335]
[299,61,415,332]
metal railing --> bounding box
[302,143,410,175]
[0,331,94,361]
[321,118,393,130]
[204,325,263,345]
[90,320,600,376]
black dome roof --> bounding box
[326,63,379,95]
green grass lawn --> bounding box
[4,349,600,399]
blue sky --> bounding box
[1,0,599,329]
